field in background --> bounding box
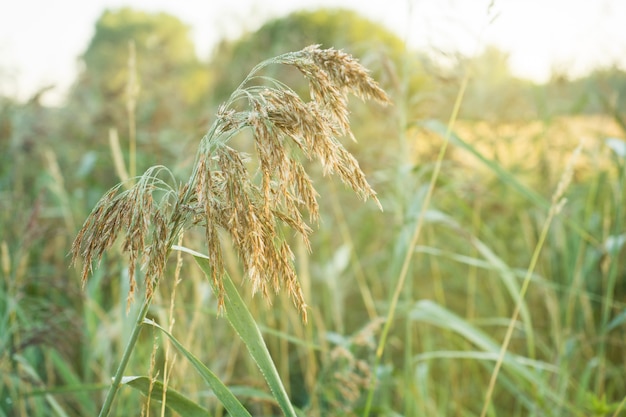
[2,7,626,417]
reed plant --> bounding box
[5,21,626,417]
[70,45,389,416]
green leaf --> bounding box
[122,376,211,417]
[421,119,596,245]
[143,319,252,417]
[411,209,536,356]
[12,354,70,417]
[607,308,626,332]
[409,300,579,414]
[173,245,298,417]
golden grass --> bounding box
[408,114,623,186]
[71,45,390,322]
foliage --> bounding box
[209,8,411,102]
[2,5,626,417]
[69,44,388,417]
[65,7,211,174]
[77,7,209,119]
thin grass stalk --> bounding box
[141,330,159,417]
[99,52,137,416]
[361,63,470,417]
[328,180,377,320]
[479,142,582,417]
[611,395,626,417]
[108,128,130,184]
[429,226,447,306]
[403,258,416,416]
[98,297,152,417]
[160,233,184,417]
[126,40,139,183]
[72,46,389,416]
[466,199,483,320]
[564,150,602,330]
[294,238,321,410]
[478,201,558,417]
[97,194,191,417]
[595,152,625,394]
[396,5,419,413]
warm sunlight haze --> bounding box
[1,0,625,105]
[3,1,626,416]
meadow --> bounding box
[1,7,626,417]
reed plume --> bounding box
[71,45,390,321]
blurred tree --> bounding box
[66,8,211,152]
[581,66,626,129]
[209,8,428,105]
[527,65,626,122]
[208,7,438,170]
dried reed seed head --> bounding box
[143,211,169,298]
[305,68,353,139]
[121,187,154,303]
[301,44,391,104]
[194,154,226,309]
[291,159,320,222]
[201,144,310,318]
[72,186,128,286]
[248,92,323,224]
[72,46,388,321]
[248,101,278,215]
[248,85,379,210]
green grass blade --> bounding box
[173,245,298,417]
[48,349,98,416]
[12,354,70,417]
[415,209,536,357]
[122,376,212,417]
[421,119,598,246]
[410,300,530,371]
[143,319,252,417]
[421,119,548,209]
[470,236,535,358]
[413,350,558,372]
[409,300,581,415]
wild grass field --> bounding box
[1,7,626,417]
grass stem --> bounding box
[361,60,470,417]
[98,296,152,417]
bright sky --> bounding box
[1,0,625,105]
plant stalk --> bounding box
[98,296,152,417]
[361,65,469,417]
[98,183,190,416]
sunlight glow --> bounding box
[1,0,624,104]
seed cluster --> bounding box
[71,45,390,320]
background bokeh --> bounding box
[1,2,625,416]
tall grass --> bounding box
[70,45,389,416]
[395,116,626,416]
[2,35,626,417]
